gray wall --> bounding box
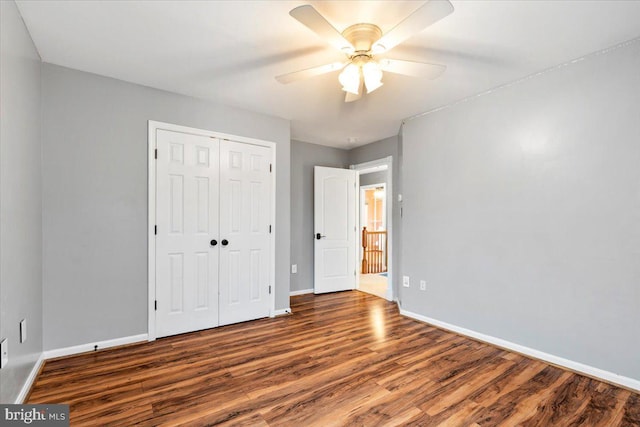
[41,64,291,350]
[401,40,640,380]
[359,170,387,187]
[0,0,43,403]
[290,140,348,292]
[349,136,401,300]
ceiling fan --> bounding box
[276,0,454,102]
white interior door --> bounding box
[156,130,219,338]
[219,140,272,325]
[314,166,357,294]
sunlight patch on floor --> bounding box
[358,273,387,299]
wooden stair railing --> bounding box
[361,227,387,274]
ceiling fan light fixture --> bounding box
[282,2,453,102]
[362,61,383,93]
[339,63,361,94]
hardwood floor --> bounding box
[28,291,639,426]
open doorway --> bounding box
[352,156,393,301]
[359,184,387,298]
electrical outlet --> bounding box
[420,280,426,291]
[291,264,297,274]
[403,276,410,288]
[1,339,7,369]
[20,319,27,343]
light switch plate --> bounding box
[403,276,410,288]
[420,280,426,291]
[20,319,27,343]
[1,338,7,369]
[291,264,297,274]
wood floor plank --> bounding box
[468,365,569,425]
[26,291,639,426]
[621,393,640,426]
[424,356,515,416]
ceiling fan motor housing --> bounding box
[342,23,383,53]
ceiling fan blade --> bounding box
[344,79,364,103]
[373,0,454,53]
[290,5,355,54]
[379,58,446,79]
[276,62,347,84]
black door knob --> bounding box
[221,239,229,246]
[316,233,322,240]
[210,239,217,247]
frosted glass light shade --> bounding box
[363,61,383,93]
[339,63,361,94]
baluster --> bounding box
[374,234,377,273]
[361,227,368,274]
[384,230,387,272]
[378,233,382,273]
[373,234,379,273]
[378,234,381,272]
[374,233,377,273]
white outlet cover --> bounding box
[291,264,297,274]
[1,339,7,369]
[403,276,410,287]
[420,280,426,291]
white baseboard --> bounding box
[290,288,313,296]
[15,353,45,403]
[272,308,292,317]
[399,307,640,392]
[43,334,148,360]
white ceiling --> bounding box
[16,0,640,148]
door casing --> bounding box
[351,156,394,302]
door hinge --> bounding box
[154,300,157,311]
[154,149,157,159]
[269,225,272,234]
[354,270,356,276]
[269,163,272,173]
[154,225,157,235]
[268,285,272,294]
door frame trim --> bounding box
[351,156,394,301]
[147,120,276,341]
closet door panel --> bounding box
[219,140,272,325]
[156,130,219,338]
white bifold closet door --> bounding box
[156,130,220,338]
[155,129,271,338]
[219,140,272,326]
